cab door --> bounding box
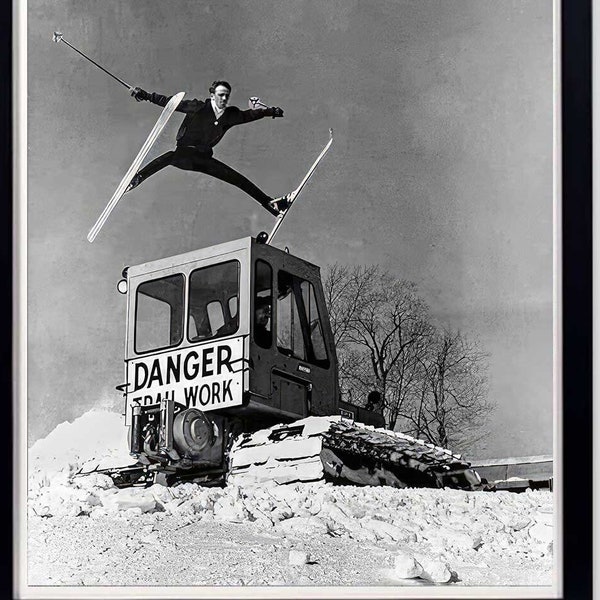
[247,247,338,419]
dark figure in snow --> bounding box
[127,80,290,216]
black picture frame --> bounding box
[561,1,593,599]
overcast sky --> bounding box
[25,0,554,458]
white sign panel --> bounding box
[125,337,246,423]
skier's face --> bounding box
[211,86,230,109]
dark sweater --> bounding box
[141,92,275,152]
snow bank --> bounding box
[28,409,135,503]
[29,409,133,473]
[28,409,554,579]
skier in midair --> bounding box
[127,80,290,216]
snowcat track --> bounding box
[228,417,482,490]
[320,421,481,489]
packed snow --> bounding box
[26,410,555,589]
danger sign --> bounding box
[125,337,246,423]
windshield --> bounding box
[134,274,185,354]
[188,260,241,342]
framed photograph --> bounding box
[14,0,592,597]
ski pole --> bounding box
[53,32,132,91]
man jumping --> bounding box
[127,80,290,216]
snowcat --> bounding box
[113,236,481,490]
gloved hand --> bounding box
[270,106,284,118]
[130,87,149,102]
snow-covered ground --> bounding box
[24,410,556,593]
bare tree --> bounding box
[399,329,492,452]
[323,264,431,430]
[323,264,493,451]
[323,264,378,346]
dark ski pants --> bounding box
[134,146,273,208]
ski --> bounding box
[87,91,186,243]
[266,128,334,244]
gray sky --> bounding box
[26,0,554,458]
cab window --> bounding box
[276,271,329,368]
[188,260,240,341]
[302,280,328,362]
[135,274,184,354]
[254,260,273,348]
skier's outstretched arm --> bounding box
[129,87,202,113]
[232,106,285,124]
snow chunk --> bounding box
[528,521,553,544]
[415,554,453,583]
[100,488,156,514]
[277,516,330,535]
[441,528,482,550]
[213,495,251,523]
[288,550,311,565]
[393,550,423,579]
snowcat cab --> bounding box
[117,236,384,484]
